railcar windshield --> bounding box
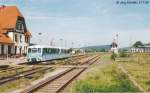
[28,48,41,53]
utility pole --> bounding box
[71,42,74,48]
[38,32,42,44]
[116,34,119,48]
[65,40,67,48]
[50,38,55,46]
[59,38,63,47]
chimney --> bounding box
[2,5,6,7]
[0,5,6,10]
[1,5,6,8]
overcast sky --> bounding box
[0,0,150,48]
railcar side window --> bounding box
[56,49,59,53]
[48,48,51,53]
[43,48,48,54]
[42,48,60,54]
[28,48,31,53]
[38,48,41,53]
[51,48,55,54]
[32,48,38,53]
[61,49,65,53]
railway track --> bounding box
[21,55,100,93]
[33,68,85,93]
[0,67,24,73]
[0,66,15,71]
[0,67,52,85]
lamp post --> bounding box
[78,44,81,48]
[38,32,42,44]
[59,38,63,47]
[50,38,55,46]
[71,42,74,49]
[116,34,119,48]
[65,40,67,48]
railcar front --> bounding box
[27,46,43,62]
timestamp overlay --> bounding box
[116,0,150,5]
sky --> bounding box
[0,0,150,48]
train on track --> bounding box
[26,45,70,62]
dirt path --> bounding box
[118,63,145,92]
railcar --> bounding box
[26,45,70,62]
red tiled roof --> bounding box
[0,33,13,44]
[0,6,23,30]
[0,6,31,44]
[0,26,12,44]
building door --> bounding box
[15,46,17,55]
[20,47,22,56]
[8,45,11,54]
[1,45,4,55]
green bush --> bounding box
[119,51,128,57]
[111,53,117,61]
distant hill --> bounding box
[81,45,111,52]
[119,47,130,51]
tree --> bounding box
[100,48,106,52]
[111,53,117,61]
[133,41,144,48]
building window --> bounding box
[16,21,24,30]
[8,45,11,54]
[28,37,30,43]
[25,36,30,43]
[15,46,17,55]
[25,36,27,43]
[15,34,18,42]
[1,45,4,55]
[20,35,22,43]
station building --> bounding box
[0,5,31,57]
[129,44,150,53]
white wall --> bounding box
[13,32,29,54]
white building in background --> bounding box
[0,5,31,56]
[129,45,150,53]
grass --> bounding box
[68,53,139,92]
[55,55,90,65]
[100,53,112,62]
[0,78,30,93]
[119,53,150,91]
